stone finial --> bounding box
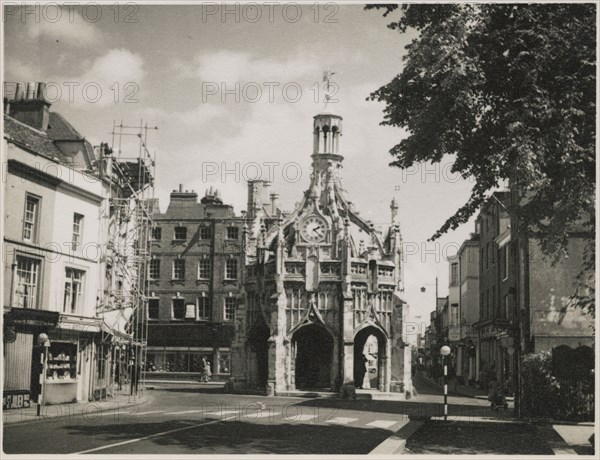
[390,198,399,224]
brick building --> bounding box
[146,186,244,378]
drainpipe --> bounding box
[9,261,17,306]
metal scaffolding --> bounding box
[100,120,157,400]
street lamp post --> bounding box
[440,345,451,421]
[37,333,51,417]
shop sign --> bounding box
[6,308,59,330]
[448,326,461,342]
[4,326,17,343]
[3,390,31,410]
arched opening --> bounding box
[354,326,386,390]
[247,322,270,388]
[293,324,334,390]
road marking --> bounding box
[367,420,399,429]
[325,417,358,425]
[290,413,319,422]
[246,411,281,419]
[163,409,204,415]
[73,415,237,454]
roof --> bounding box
[46,112,83,141]
[3,114,62,160]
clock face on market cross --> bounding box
[300,215,327,243]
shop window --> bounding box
[189,353,204,373]
[15,256,40,309]
[46,342,77,381]
[165,351,189,372]
[23,194,39,242]
[63,268,85,314]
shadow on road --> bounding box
[4,418,392,454]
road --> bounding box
[3,378,503,455]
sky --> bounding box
[3,3,477,331]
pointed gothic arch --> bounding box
[291,323,334,390]
[354,324,388,391]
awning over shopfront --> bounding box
[57,314,103,334]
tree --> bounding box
[366,4,595,315]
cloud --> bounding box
[5,60,39,82]
[26,8,101,46]
[46,49,145,109]
[195,50,320,85]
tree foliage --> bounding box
[366,4,596,259]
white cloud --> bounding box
[195,50,319,85]
[5,60,39,82]
[47,49,145,109]
[26,9,101,46]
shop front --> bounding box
[3,307,60,410]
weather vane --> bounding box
[322,70,336,102]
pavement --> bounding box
[3,386,150,426]
[402,373,596,456]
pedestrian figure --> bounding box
[487,375,507,410]
[201,357,212,382]
[115,356,122,390]
[354,353,368,389]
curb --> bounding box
[369,420,424,455]
[144,380,224,385]
[3,393,152,427]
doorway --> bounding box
[354,326,386,390]
[293,324,333,390]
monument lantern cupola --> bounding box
[313,111,342,155]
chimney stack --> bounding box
[6,81,51,131]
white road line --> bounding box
[244,411,281,420]
[367,420,399,429]
[289,413,319,422]
[163,409,204,415]
[325,417,359,425]
[73,415,237,454]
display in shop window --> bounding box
[46,342,77,381]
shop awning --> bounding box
[57,315,103,333]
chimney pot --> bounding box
[36,82,46,100]
[15,83,25,101]
[26,82,36,100]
